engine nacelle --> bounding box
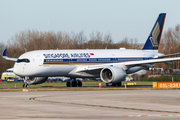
[126,66,145,74]
[27,77,48,85]
[100,67,126,83]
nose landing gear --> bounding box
[23,83,29,88]
[22,77,29,88]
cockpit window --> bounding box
[16,59,30,63]
[5,70,13,73]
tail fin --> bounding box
[142,13,166,51]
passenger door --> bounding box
[37,55,43,66]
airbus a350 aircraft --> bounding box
[3,13,180,87]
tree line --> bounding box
[0,30,140,75]
[0,24,180,76]
[159,24,180,69]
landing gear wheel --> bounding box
[72,81,77,87]
[77,81,82,87]
[106,82,121,87]
[117,82,121,86]
[23,84,29,88]
[111,83,116,86]
[66,81,71,87]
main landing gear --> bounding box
[66,78,82,87]
[106,82,122,87]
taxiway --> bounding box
[0,90,180,120]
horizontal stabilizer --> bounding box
[155,53,180,58]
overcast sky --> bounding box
[0,0,180,44]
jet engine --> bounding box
[100,67,126,83]
[26,77,48,85]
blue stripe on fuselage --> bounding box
[43,57,150,65]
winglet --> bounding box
[2,49,18,61]
[2,49,7,58]
[142,13,166,51]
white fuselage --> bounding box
[13,49,163,78]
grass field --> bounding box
[1,81,179,92]
[0,81,153,88]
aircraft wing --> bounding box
[123,57,180,68]
[76,57,180,73]
[2,49,17,61]
[74,65,105,73]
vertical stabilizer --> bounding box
[142,13,166,51]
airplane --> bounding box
[3,13,180,88]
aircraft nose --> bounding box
[13,67,18,75]
[13,63,21,76]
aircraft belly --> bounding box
[19,65,76,77]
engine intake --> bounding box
[100,67,126,83]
